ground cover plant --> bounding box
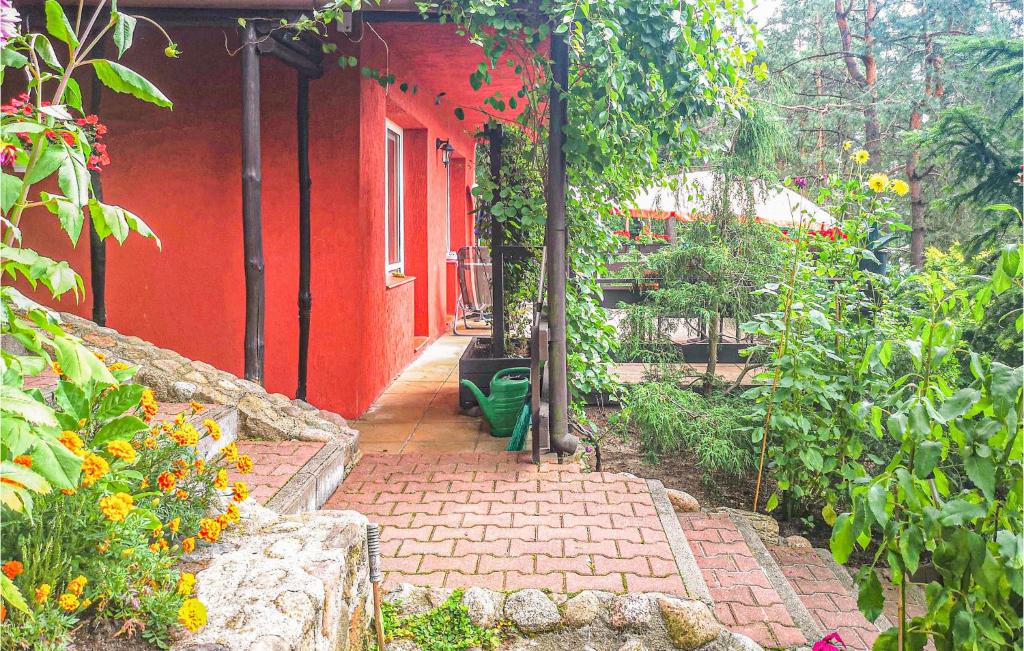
[0,4,254,648]
[374,590,507,651]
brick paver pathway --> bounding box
[230,441,324,504]
[769,546,882,650]
[679,512,806,648]
[325,452,688,595]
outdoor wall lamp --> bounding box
[436,138,455,167]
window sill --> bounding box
[385,275,415,290]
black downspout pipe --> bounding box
[296,73,312,401]
[87,47,106,327]
[488,123,505,357]
[546,33,576,456]
[241,22,266,383]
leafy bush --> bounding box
[612,382,753,480]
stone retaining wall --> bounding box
[53,312,359,449]
[384,584,764,651]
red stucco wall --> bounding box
[14,22,488,419]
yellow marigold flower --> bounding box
[58,430,85,456]
[140,389,159,423]
[80,598,92,610]
[232,481,249,503]
[106,440,136,463]
[225,503,240,524]
[176,572,196,596]
[194,459,206,473]
[222,442,238,463]
[868,173,889,193]
[81,453,110,487]
[843,140,853,151]
[67,575,87,596]
[107,361,129,372]
[122,548,134,557]
[51,361,64,377]
[181,537,196,553]
[157,471,177,492]
[236,455,253,474]
[213,468,229,491]
[202,419,221,441]
[890,178,909,196]
[174,413,186,426]
[852,149,870,165]
[175,489,188,501]
[34,584,51,604]
[93,351,106,361]
[58,593,79,612]
[171,424,199,447]
[169,517,181,534]
[97,540,110,553]
[140,477,150,490]
[144,436,158,450]
[190,401,204,413]
[148,538,169,554]
[197,518,221,543]
[178,598,207,632]
[99,492,134,522]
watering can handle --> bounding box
[494,367,531,380]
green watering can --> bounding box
[461,367,531,438]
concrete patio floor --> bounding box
[355,334,510,455]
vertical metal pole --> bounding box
[546,33,570,450]
[296,73,312,400]
[488,123,505,357]
[241,23,265,383]
[87,44,106,327]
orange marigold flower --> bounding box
[12,455,31,468]
[222,442,238,463]
[58,430,85,456]
[169,517,181,534]
[34,584,51,604]
[181,537,196,553]
[178,598,207,632]
[176,489,188,500]
[170,423,199,447]
[99,492,134,522]
[97,540,110,553]
[0,604,5,622]
[140,477,150,490]
[106,440,136,463]
[67,575,87,596]
[202,418,221,441]
[231,481,249,503]
[51,361,64,377]
[194,459,206,473]
[140,388,159,423]
[216,514,229,529]
[2,560,24,580]
[197,518,221,543]
[148,538,168,553]
[156,471,177,492]
[189,401,204,413]
[93,351,105,361]
[213,468,229,491]
[81,453,110,487]
[236,455,253,474]
[58,593,79,612]
[61,488,76,496]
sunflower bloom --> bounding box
[106,440,136,463]
[99,493,134,522]
[842,141,853,151]
[868,173,889,193]
[178,598,207,632]
[890,178,909,196]
[81,453,110,487]
[852,149,870,164]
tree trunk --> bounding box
[835,0,881,160]
[704,310,719,397]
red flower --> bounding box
[0,144,17,168]
[60,131,76,146]
[43,129,57,141]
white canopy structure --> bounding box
[631,171,833,229]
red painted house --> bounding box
[16,2,527,419]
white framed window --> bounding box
[385,121,404,273]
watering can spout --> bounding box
[460,379,494,420]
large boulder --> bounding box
[560,591,609,628]
[461,587,503,629]
[657,597,723,651]
[666,489,700,513]
[504,589,561,634]
[173,506,369,651]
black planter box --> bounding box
[615,342,755,364]
[458,337,531,410]
[598,278,662,308]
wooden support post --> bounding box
[546,33,571,451]
[241,22,265,383]
[666,214,677,244]
[296,73,312,400]
[87,49,106,327]
[487,123,505,358]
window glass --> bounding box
[386,126,403,271]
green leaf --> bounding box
[40,192,85,245]
[58,146,90,207]
[856,567,884,622]
[799,447,823,472]
[913,440,943,479]
[830,513,855,564]
[33,35,62,70]
[96,384,144,421]
[54,379,89,421]
[24,140,64,185]
[1,173,22,214]
[45,0,79,47]
[938,388,980,421]
[91,60,173,108]
[764,492,779,512]
[30,435,82,490]
[64,78,83,112]
[900,524,923,575]
[112,12,137,58]
[1,575,32,617]
[88,199,128,243]
[867,482,889,526]
[52,335,116,386]
[0,385,57,426]
[964,453,996,501]
[454,107,465,120]
[92,415,148,447]
[938,499,986,526]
